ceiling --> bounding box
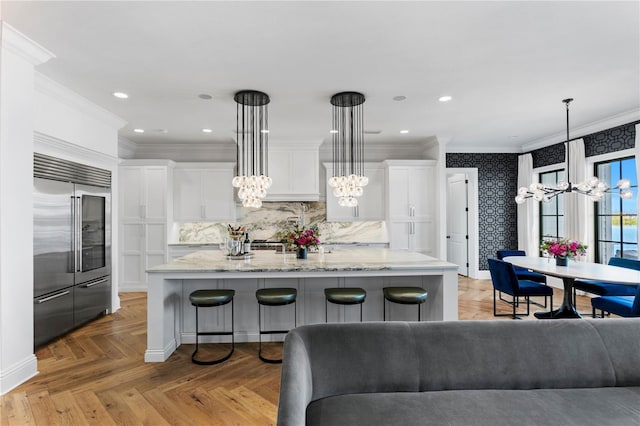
[2,1,639,154]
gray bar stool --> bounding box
[383,287,428,321]
[189,289,235,365]
[324,287,366,322]
[256,287,297,364]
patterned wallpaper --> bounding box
[446,153,519,271]
[531,121,638,168]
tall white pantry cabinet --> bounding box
[385,160,437,255]
[119,160,174,291]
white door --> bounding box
[446,174,469,275]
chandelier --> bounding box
[232,90,272,208]
[515,98,632,204]
[328,91,368,207]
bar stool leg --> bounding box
[191,300,234,366]
[258,302,295,364]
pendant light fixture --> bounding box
[515,98,632,204]
[328,91,368,207]
[232,90,272,208]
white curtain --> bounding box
[517,154,538,255]
[635,124,640,259]
[564,138,588,247]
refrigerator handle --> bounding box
[81,277,109,288]
[76,196,82,272]
[36,290,71,304]
[70,195,76,272]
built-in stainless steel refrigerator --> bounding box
[33,153,111,348]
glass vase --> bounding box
[296,247,307,259]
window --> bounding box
[539,169,565,244]
[594,156,638,263]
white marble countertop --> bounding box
[148,248,457,273]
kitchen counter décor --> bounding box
[144,249,458,362]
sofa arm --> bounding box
[277,330,313,426]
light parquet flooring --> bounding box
[2,277,597,425]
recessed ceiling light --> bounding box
[202,128,213,133]
[330,130,339,134]
[198,94,213,100]
[400,130,410,134]
[393,96,407,101]
[438,95,453,102]
[260,129,269,134]
[113,92,129,99]
[133,128,144,133]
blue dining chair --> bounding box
[496,250,548,308]
[591,283,640,318]
[488,258,554,319]
[573,258,640,308]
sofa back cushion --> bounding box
[411,320,634,391]
[288,319,640,404]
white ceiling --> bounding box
[2,1,639,153]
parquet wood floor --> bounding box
[1,277,596,425]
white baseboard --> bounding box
[0,354,38,395]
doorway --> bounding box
[446,168,479,278]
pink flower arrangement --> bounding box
[291,228,320,248]
[540,238,587,259]
[277,224,321,250]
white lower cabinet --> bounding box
[121,223,167,291]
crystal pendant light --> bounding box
[232,90,272,208]
[515,98,632,204]
[328,91,368,207]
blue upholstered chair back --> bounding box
[496,250,526,260]
[608,257,640,271]
[488,258,520,294]
[633,286,640,315]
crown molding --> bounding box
[124,141,236,162]
[1,22,55,65]
[521,108,640,153]
[35,72,127,130]
[445,145,523,154]
[35,131,118,170]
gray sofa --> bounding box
[277,319,640,426]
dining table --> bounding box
[503,256,640,319]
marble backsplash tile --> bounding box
[174,201,388,244]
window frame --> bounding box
[538,168,565,246]
[593,154,637,263]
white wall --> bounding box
[0,22,53,395]
[0,22,125,395]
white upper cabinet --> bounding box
[385,160,436,221]
[120,162,173,222]
[265,141,321,201]
[385,160,437,254]
[324,162,385,221]
[173,163,236,221]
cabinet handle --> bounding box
[353,206,359,218]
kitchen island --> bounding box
[145,248,459,362]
